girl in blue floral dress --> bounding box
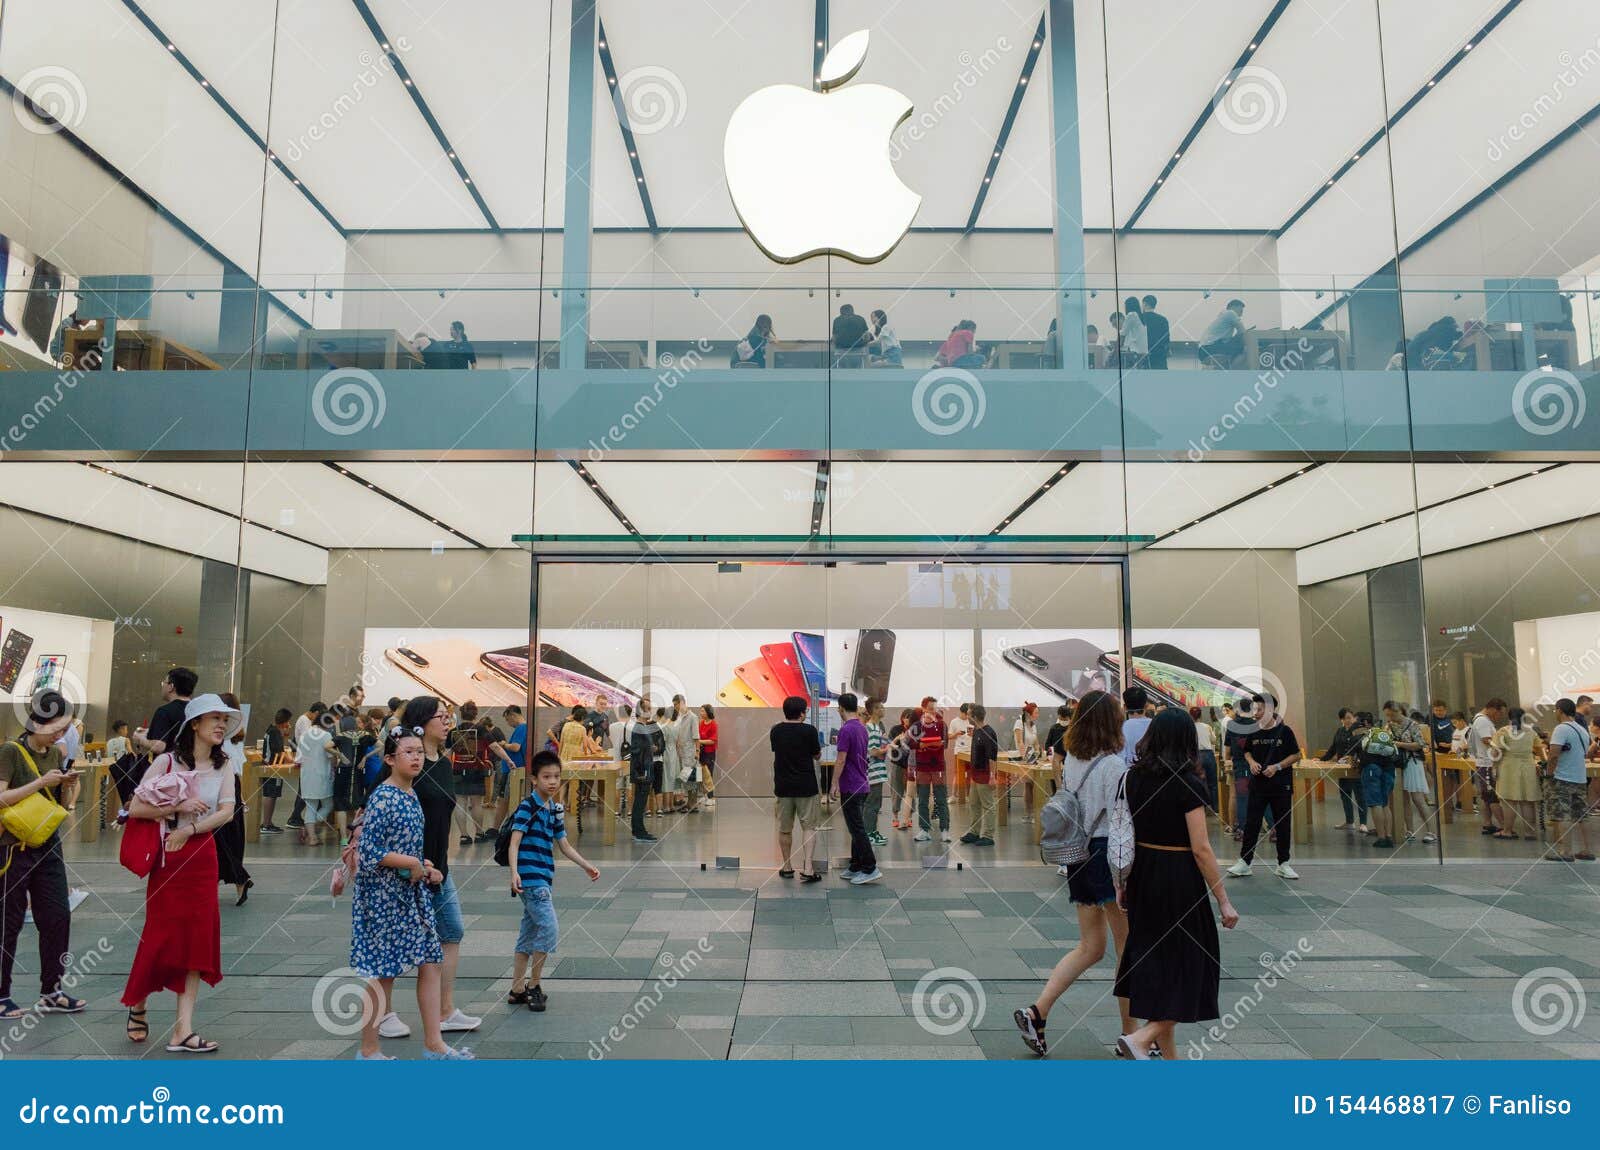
[351,728,471,1060]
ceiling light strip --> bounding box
[347,0,499,229]
[322,462,489,549]
[596,16,658,230]
[965,14,1048,232]
[1276,0,1523,237]
[988,461,1078,535]
[1148,460,1320,545]
[566,460,640,538]
[809,461,830,535]
[118,1,343,235]
[813,0,829,92]
[79,462,324,550]
[1121,0,1292,231]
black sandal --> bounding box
[0,998,24,1021]
[1014,1005,1047,1055]
[799,872,822,884]
[126,1008,149,1043]
[507,988,530,1005]
[37,992,86,1014]
[166,1033,220,1054]
[778,868,795,879]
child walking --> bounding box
[507,750,600,1013]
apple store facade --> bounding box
[1,0,1599,866]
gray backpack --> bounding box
[1039,753,1112,866]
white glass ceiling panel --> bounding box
[608,0,812,229]
[832,0,1042,229]
[587,461,820,535]
[343,462,601,547]
[1374,0,1507,103]
[0,0,270,273]
[367,0,553,229]
[1158,462,1413,549]
[138,0,277,127]
[1139,0,1389,230]
[1386,0,1600,251]
[241,461,465,548]
[1010,461,1302,538]
[1295,517,1418,586]
[1417,464,1600,556]
[1412,461,1547,505]
[1102,0,1279,228]
[825,461,1056,537]
[264,0,485,228]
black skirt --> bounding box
[1112,847,1220,1023]
[214,795,251,887]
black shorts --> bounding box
[1064,836,1116,906]
[260,777,283,798]
[651,762,664,794]
[454,768,488,796]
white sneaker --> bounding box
[850,869,883,885]
[376,1011,411,1039]
[1226,859,1252,877]
[1273,863,1299,880]
[940,831,952,843]
[439,1007,481,1032]
[913,830,931,842]
[1421,833,1437,844]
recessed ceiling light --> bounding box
[1248,42,1258,50]
[403,78,413,86]
[166,42,175,50]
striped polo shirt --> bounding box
[866,722,889,785]
[510,792,566,888]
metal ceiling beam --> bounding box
[1121,0,1292,231]
[348,0,499,229]
[118,0,345,235]
[322,462,490,549]
[567,460,640,537]
[596,16,658,230]
[966,14,1047,232]
[1276,0,1523,237]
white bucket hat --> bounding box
[183,693,244,741]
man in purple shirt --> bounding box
[835,694,881,885]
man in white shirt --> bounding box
[949,704,973,757]
[1120,686,1152,765]
[1467,698,1506,835]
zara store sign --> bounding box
[724,31,921,263]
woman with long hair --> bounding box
[122,694,239,1052]
[1112,707,1238,1060]
[1015,690,1134,1056]
[213,691,253,906]
[351,727,471,1060]
[888,708,916,830]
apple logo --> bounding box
[724,30,921,264]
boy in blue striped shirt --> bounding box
[507,750,600,1012]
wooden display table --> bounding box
[244,759,298,843]
[953,749,1028,804]
[994,757,1059,841]
[1242,327,1347,371]
[76,758,114,843]
[64,324,219,371]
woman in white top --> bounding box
[672,695,702,813]
[214,692,253,906]
[1014,690,1135,1057]
[1120,297,1148,366]
[868,308,902,366]
[1012,702,1040,762]
[297,710,336,846]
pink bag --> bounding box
[329,809,364,898]
[133,758,192,808]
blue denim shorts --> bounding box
[429,874,465,945]
[516,885,559,955]
[1064,836,1116,906]
[1361,762,1395,810]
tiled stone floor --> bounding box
[8,800,1600,1060]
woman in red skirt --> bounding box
[122,693,239,1053]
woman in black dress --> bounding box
[1112,707,1238,1059]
